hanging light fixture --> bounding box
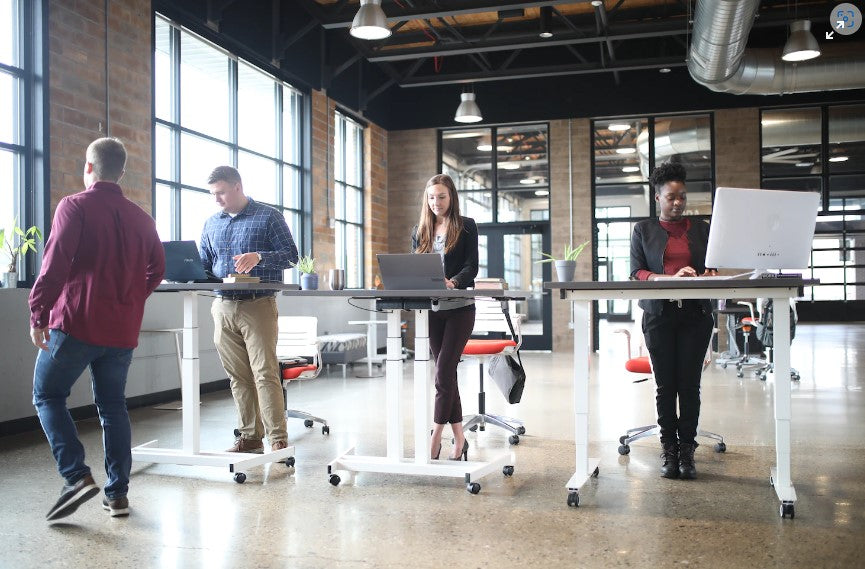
[539,6,553,39]
[350,0,391,41]
[454,88,482,123]
[781,20,821,62]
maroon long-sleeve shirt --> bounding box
[29,182,165,348]
[635,218,692,280]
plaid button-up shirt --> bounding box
[199,198,299,292]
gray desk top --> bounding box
[280,288,527,300]
[156,283,301,292]
[545,278,815,292]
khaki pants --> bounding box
[211,295,287,444]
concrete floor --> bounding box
[1,323,863,568]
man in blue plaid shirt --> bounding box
[200,165,299,454]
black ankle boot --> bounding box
[660,441,680,479]
[679,442,697,479]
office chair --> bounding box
[754,298,801,382]
[725,301,767,378]
[614,326,726,456]
[276,316,330,435]
[461,298,526,445]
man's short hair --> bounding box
[86,137,126,182]
[207,165,242,186]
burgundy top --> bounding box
[29,182,165,348]
[635,218,692,281]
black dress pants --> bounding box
[428,304,476,425]
[642,301,714,445]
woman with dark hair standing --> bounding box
[630,162,716,479]
[411,174,478,461]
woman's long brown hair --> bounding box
[414,174,464,254]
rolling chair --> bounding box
[728,301,767,378]
[276,316,330,435]
[754,298,801,382]
[461,298,526,445]
[614,325,726,456]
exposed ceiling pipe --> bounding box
[688,0,865,95]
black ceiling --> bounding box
[154,0,865,130]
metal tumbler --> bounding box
[328,268,346,290]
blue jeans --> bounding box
[33,330,134,499]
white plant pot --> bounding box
[554,260,576,282]
[2,271,17,289]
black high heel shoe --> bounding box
[449,440,469,461]
[432,443,442,460]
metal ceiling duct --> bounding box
[688,0,865,95]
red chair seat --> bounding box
[625,355,651,374]
[462,338,517,356]
[281,365,317,380]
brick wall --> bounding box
[715,108,761,189]
[48,0,152,213]
[310,90,336,273]
[386,129,438,254]
[365,122,388,286]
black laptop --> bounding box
[163,241,222,283]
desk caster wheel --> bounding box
[618,444,630,455]
[508,435,520,445]
[303,419,313,428]
[567,492,580,507]
[780,503,795,519]
[285,456,295,467]
[329,474,341,486]
[233,472,246,484]
[517,426,526,435]
[502,465,514,477]
[714,442,727,453]
[467,482,481,494]
[322,425,330,435]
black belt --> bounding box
[218,291,275,301]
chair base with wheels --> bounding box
[461,351,526,445]
[277,316,330,436]
[755,347,800,382]
[281,364,330,435]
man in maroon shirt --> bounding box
[29,137,165,521]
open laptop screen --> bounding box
[163,240,217,283]
[377,253,446,290]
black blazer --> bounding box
[630,218,713,315]
[410,216,479,289]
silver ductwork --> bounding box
[688,0,865,94]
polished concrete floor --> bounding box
[1,323,863,568]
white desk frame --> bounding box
[283,289,521,493]
[548,278,810,516]
[132,284,298,482]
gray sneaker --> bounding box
[46,473,100,521]
[102,496,130,517]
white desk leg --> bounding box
[386,310,404,459]
[566,300,599,506]
[414,310,431,465]
[181,292,201,454]
[367,323,377,376]
[770,295,796,517]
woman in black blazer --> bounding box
[411,174,478,461]
[630,162,716,480]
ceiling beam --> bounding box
[368,21,687,62]
[320,0,584,29]
[399,57,687,87]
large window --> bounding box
[761,105,865,301]
[334,111,364,288]
[153,15,305,282]
[1,0,25,274]
[592,114,714,319]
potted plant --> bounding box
[536,240,589,282]
[292,254,318,290]
[1,221,43,289]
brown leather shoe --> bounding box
[271,440,288,452]
[226,437,263,453]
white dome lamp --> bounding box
[781,20,821,62]
[350,0,391,41]
[454,89,482,124]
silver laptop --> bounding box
[377,253,446,290]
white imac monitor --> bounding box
[705,187,820,272]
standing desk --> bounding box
[282,289,523,494]
[133,283,300,483]
[546,278,812,517]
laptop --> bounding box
[377,253,446,290]
[163,240,222,283]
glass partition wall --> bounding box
[440,124,551,349]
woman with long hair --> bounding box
[630,162,716,479]
[411,174,479,461]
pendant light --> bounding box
[350,0,391,41]
[454,88,482,123]
[781,20,821,62]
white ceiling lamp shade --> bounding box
[608,123,630,132]
[500,162,521,170]
[350,0,391,41]
[539,6,553,39]
[454,90,483,123]
[781,20,821,62]
[615,147,636,154]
